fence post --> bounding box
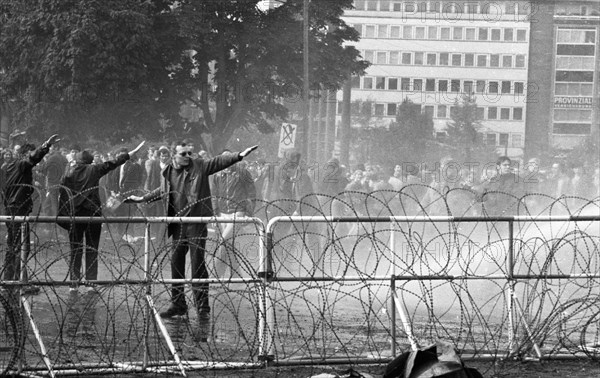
[389,220,397,356]
[143,222,151,370]
[507,219,516,355]
[258,224,275,363]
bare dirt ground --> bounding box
[97,360,600,377]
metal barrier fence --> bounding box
[0,190,599,376]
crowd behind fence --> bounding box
[0,186,599,376]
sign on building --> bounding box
[554,96,593,108]
[278,122,297,158]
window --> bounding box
[423,105,434,117]
[515,54,525,68]
[453,27,463,40]
[415,27,425,39]
[365,25,376,38]
[414,52,424,65]
[491,29,501,41]
[376,52,387,64]
[364,50,374,62]
[414,79,423,91]
[388,78,398,90]
[389,51,399,65]
[427,53,436,65]
[363,77,373,89]
[441,27,450,40]
[501,81,511,94]
[401,78,411,90]
[374,103,385,116]
[486,133,497,146]
[387,103,397,116]
[490,54,500,67]
[437,105,447,118]
[376,76,385,89]
[439,53,449,65]
[465,54,474,66]
[351,76,360,89]
[405,3,415,12]
[478,28,488,40]
[502,55,513,68]
[451,80,460,92]
[403,26,412,39]
[500,108,510,120]
[393,2,402,11]
[438,80,448,92]
[477,107,485,119]
[506,3,515,14]
[512,134,522,147]
[366,0,377,11]
[355,0,365,10]
[499,133,509,146]
[451,54,462,66]
[465,28,475,40]
[513,107,523,120]
[466,3,478,14]
[463,81,473,94]
[489,81,498,94]
[428,26,437,39]
[426,79,435,91]
[488,107,497,119]
[504,28,514,41]
[378,25,388,38]
[477,55,487,67]
[402,53,411,64]
[353,24,363,36]
[514,82,524,95]
[517,29,527,41]
[430,2,440,12]
[390,26,401,38]
[476,80,486,93]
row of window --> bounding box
[354,24,528,42]
[554,82,594,97]
[557,29,597,44]
[482,133,523,148]
[363,50,526,68]
[354,0,532,17]
[346,101,525,121]
[555,56,596,71]
[553,109,592,123]
[355,76,526,96]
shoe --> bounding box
[159,305,188,318]
[84,286,99,294]
[69,284,79,293]
[22,285,41,295]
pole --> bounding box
[301,0,310,158]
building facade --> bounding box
[526,1,599,158]
[336,0,600,159]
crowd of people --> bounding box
[1,135,599,318]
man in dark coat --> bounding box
[59,142,145,291]
[125,142,258,318]
[40,143,68,216]
[3,134,60,294]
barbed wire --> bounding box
[0,184,599,376]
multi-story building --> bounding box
[337,0,536,158]
[526,0,599,158]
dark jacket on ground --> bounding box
[60,153,130,216]
[142,153,241,237]
[2,144,50,214]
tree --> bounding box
[390,98,434,163]
[171,0,368,154]
[445,93,489,162]
[0,0,184,144]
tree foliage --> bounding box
[0,0,183,143]
[172,0,368,153]
[445,93,494,162]
[0,0,367,151]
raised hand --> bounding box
[128,141,146,157]
[44,134,61,147]
[239,145,258,158]
[123,195,144,204]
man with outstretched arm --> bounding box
[59,141,146,292]
[3,134,60,295]
[125,142,258,318]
